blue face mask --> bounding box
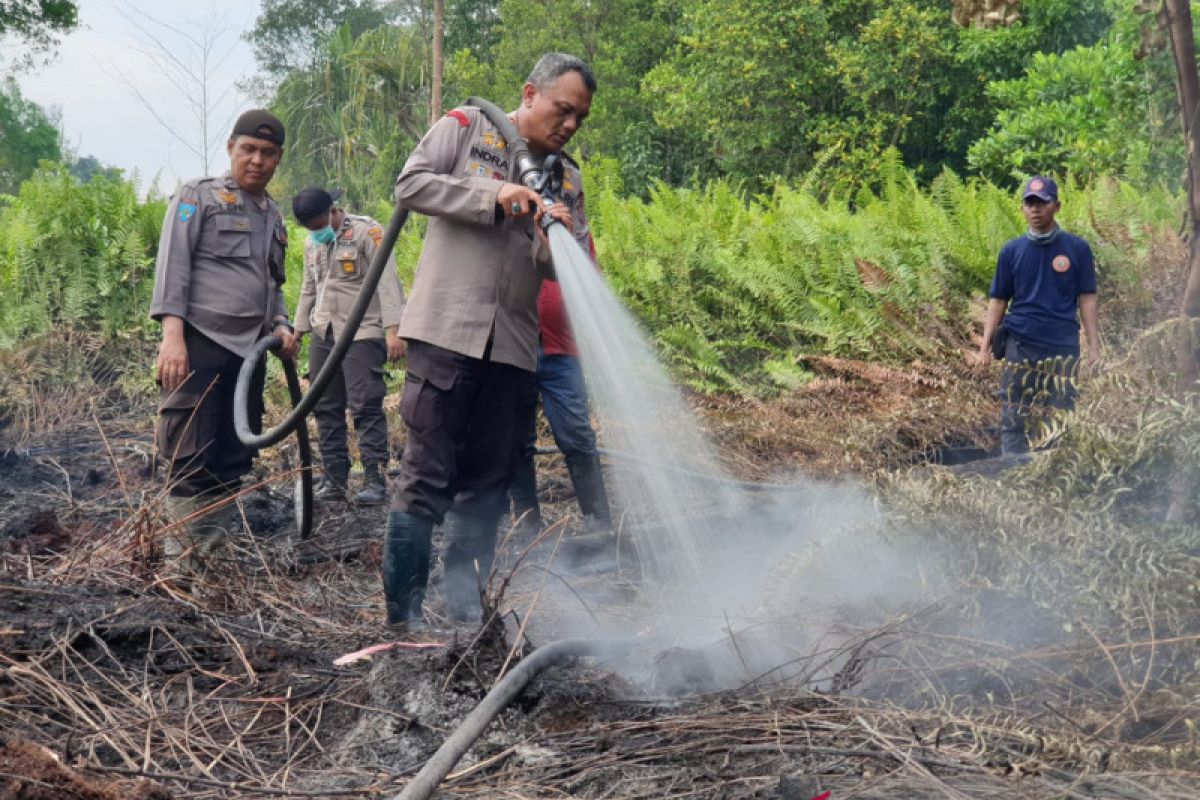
[309,225,336,245]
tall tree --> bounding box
[107,4,243,176]
[0,0,78,70]
[1162,0,1200,390]
[431,0,444,124]
[478,0,696,193]
[0,77,62,194]
[245,0,404,79]
[271,23,430,202]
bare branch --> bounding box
[103,1,246,176]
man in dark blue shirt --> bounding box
[978,176,1100,455]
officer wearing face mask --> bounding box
[292,187,407,505]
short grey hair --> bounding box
[526,53,597,93]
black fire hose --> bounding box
[233,204,412,537]
[233,97,550,538]
[466,96,566,216]
[391,638,626,800]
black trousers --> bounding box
[999,334,1079,454]
[157,325,264,497]
[392,339,537,523]
[308,331,390,468]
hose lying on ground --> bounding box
[391,638,626,800]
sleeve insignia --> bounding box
[177,201,197,222]
[367,226,383,246]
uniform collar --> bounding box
[220,172,275,204]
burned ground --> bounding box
[1,337,1198,799]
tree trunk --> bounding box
[1161,0,1200,520]
[1162,1,1200,385]
[430,0,444,126]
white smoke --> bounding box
[535,226,946,695]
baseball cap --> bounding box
[1022,175,1058,202]
[231,109,286,147]
[292,187,342,223]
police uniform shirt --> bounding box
[294,214,406,342]
[150,173,289,358]
[394,105,589,372]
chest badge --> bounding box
[217,190,238,205]
[1052,255,1071,273]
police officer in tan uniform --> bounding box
[384,53,595,629]
[151,109,299,572]
[292,187,406,505]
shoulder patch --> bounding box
[367,226,383,246]
[177,201,197,222]
[446,109,470,128]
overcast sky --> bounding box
[14,0,263,192]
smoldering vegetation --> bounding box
[2,266,1199,797]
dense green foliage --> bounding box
[969,5,1181,183]
[0,166,164,346]
[0,1,1191,399]
[1,157,1178,396]
[0,78,62,195]
[254,0,1165,197]
[270,23,430,204]
[245,0,409,79]
[587,158,1178,393]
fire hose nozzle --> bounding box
[466,96,566,229]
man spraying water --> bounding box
[383,54,595,631]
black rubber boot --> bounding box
[315,460,350,501]
[508,453,542,534]
[355,462,388,506]
[565,452,612,530]
[441,510,502,623]
[383,511,433,626]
